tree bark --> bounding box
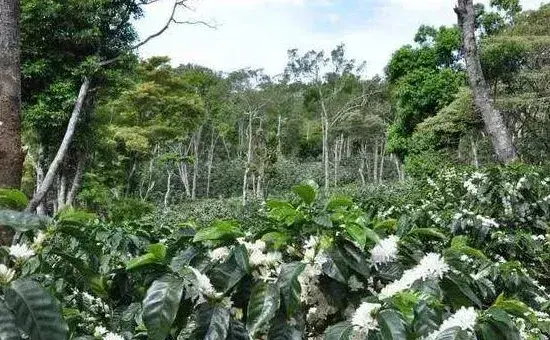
[242,112,254,206]
[65,153,86,207]
[455,0,517,163]
[0,0,23,191]
[26,77,91,212]
[57,170,67,212]
[164,170,172,208]
[191,126,202,200]
[206,127,217,198]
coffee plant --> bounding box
[0,168,550,339]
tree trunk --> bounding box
[206,128,217,198]
[373,139,379,184]
[277,114,282,156]
[57,170,67,213]
[26,78,91,212]
[0,0,23,194]
[242,112,254,206]
[471,136,480,168]
[66,153,85,207]
[378,139,386,183]
[191,126,202,200]
[34,145,46,216]
[455,0,517,163]
[164,170,172,208]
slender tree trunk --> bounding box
[242,112,253,206]
[0,0,23,194]
[57,170,67,212]
[373,139,379,184]
[378,139,386,183]
[277,114,282,156]
[318,88,330,191]
[26,78,91,212]
[206,128,217,198]
[66,153,85,207]
[455,0,517,163]
[34,145,46,216]
[164,170,172,208]
[191,126,202,200]
[471,136,480,168]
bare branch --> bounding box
[100,0,215,67]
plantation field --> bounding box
[1,166,550,339]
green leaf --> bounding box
[192,304,230,340]
[267,315,302,340]
[486,307,521,339]
[193,220,244,243]
[378,309,407,340]
[0,300,20,340]
[435,326,474,340]
[209,245,250,293]
[0,210,49,232]
[148,243,167,259]
[0,189,28,210]
[261,232,290,250]
[267,200,300,226]
[326,195,354,211]
[324,321,354,340]
[345,224,379,248]
[411,228,447,241]
[293,181,317,205]
[227,319,249,340]
[126,243,167,271]
[441,274,482,308]
[492,294,530,318]
[55,208,96,226]
[247,282,280,337]
[142,274,185,340]
[277,262,305,318]
[5,279,68,340]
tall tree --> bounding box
[0,0,23,189]
[455,0,518,163]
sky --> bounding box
[135,0,545,77]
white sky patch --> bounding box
[135,0,546,77]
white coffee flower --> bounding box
[379,253,449,299]
[103,332,125,340]
[94,325,108,336]
[425,307,477,340]
[351,302,381,334]
[348,275,364,292]
[209,247,230,262]
[190,267,216,297]
[9,244,35,260]
[32,231,47,248]
[371,235,399,266]
[0,264,15,284]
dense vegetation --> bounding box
[1,0,550,339]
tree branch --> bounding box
[100,0,215,67]
[25,78,91,213]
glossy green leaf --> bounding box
[293,181,317,205]
[5,279,68,340]
[277,262,305,318]
[142,274,185,340]
[193,219,244,242]
[435,326,474,340]
[209,245,250,293]
[323,321,353,340]
[192,304,230,340]
[0,210,48,232]
[247,282,280,336]
[0,300,20,340]
[0,189,28,210]
[378,309,407,340]
[267,315,302,340]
